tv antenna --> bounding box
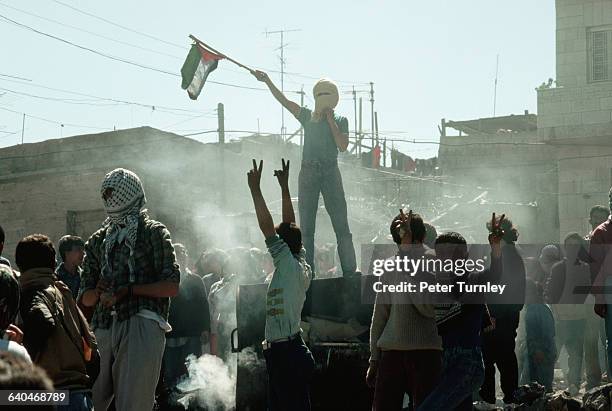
[264,28,301,139]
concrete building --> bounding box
[0,127,240,262]
[538,0,612,238]
[0,126,435,267]
[436,113,559,243]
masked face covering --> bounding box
[312,78,339,122]
[100,168,146,283]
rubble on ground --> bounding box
[582,383,612,411]
[474,384,588,411]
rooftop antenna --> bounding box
[264,28,301,140]
[493,54,500,117]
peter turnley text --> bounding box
[372,281,507,295]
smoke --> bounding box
[175,347,263,411]
[177,354,236,410]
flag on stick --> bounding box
[181,43,224,100]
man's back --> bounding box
[20,279,90,390]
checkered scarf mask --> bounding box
[100,168,146,282]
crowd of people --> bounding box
[0,160,348,411]
[1,71,612,411]
[1,165,612,411]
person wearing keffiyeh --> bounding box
[79,168,180,411]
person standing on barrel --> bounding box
[252,70,357,277]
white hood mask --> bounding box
[312,78,339,122]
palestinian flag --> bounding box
[181,43,224,100]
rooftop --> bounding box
[444,112,537,135]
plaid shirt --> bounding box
[80,214,180,330]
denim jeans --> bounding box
[604,277,612,375]
[417,347,484,411]
[298,161,356,276]
[556,319,585,387]
[263,337,315,411]
[57,391,93,411]
[584,310,604,388]
[526,351,555,392]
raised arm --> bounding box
[468,213,505,284]
[252,70,301,118]
[324,108,349,152]
[274,158,295,223]
[248,159,276,238]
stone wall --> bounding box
[534,1,612,240]
[0,127,438,267]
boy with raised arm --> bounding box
[252,70,356,277]
[247,158,314,411]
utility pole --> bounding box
[383,139,387,168]
[264,28,301,139]
[352,86,357,150]
[370,82,375,150]
[217,102,225,144]
[299,85,305,146]
[358,97,363,156]
[217,102,226,207]
[21,113,25,145]
[493,54,499,117]
[375,111,380,166]
[375,111,379,144]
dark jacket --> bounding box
[487,243,525,324]
[590,217,612,287]
[20,268,95,390]
[167,270,210,338]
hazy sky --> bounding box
[0,0,555,158]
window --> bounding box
[588,27,612,82]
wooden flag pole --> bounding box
[189,35,254,72]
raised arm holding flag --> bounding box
[252,69,356,277]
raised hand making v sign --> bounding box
[395,208,414,246]
[488,212,506,258]
[273,159,295,224]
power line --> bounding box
[0,2,182,60]
[0,105,110,130]
[50,0,186,50]
[0,85,217,121]
[0,13,179,76]
[0,73,31,81]
[0,77,212,115]
[0,13,269,92]
[0,86,123,106]
[13,3,370,90]
[50,1,370,86]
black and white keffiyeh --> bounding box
[100,168,146,283]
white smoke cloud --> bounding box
[175,347,264,410]
[176,353,236,410]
